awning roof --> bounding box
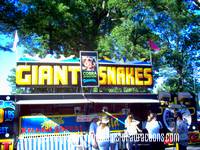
[16,99,159,105]
[89,99,159,103]
[15,93,159,105]
[16,99,91,105]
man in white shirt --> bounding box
[145,113,163,149]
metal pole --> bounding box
[150,50,152,65]
[102,110,125,125]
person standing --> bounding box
[89,116,99,150]
[145,113,163,150]
[96,116,110,150]
[174,112,189,150]
[125,113,142,150]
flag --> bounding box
[12,30,19,52]
[148,39,160,51]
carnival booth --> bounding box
[13,52,160,150]
[12,52,199,150]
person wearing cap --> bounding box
[89,115,99,150]
[96,116,110,150]
[173,112,189,150]
[125,113,142,150]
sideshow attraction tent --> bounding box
[5,55,161,149]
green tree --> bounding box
[5,0,154,93]
[150,0,200,94]
[2,0,199,94]
[16,0,153,60]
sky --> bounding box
[0,51,16,94]
[0,32,23,95]
[0,49,25,95]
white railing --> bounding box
[17,133,124,150]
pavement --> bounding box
[165,145,200,150]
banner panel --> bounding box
[80,51,99,87]
[20,114,126,134]
[0,100,15,139]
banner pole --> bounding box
[102,110,125,125]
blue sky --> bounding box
[0,32,23,94]
[0,51,15,94]
[0,48,24,94]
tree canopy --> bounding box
[0,0,199,94]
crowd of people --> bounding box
[88,111,189,150]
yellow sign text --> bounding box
[16,63,153,87]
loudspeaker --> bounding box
[178,92,192,101]
[121,108,130,115]
[102,106,108,112]
[74,107,81,114]
[158,92,171,101]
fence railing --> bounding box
[17,133,127,150]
